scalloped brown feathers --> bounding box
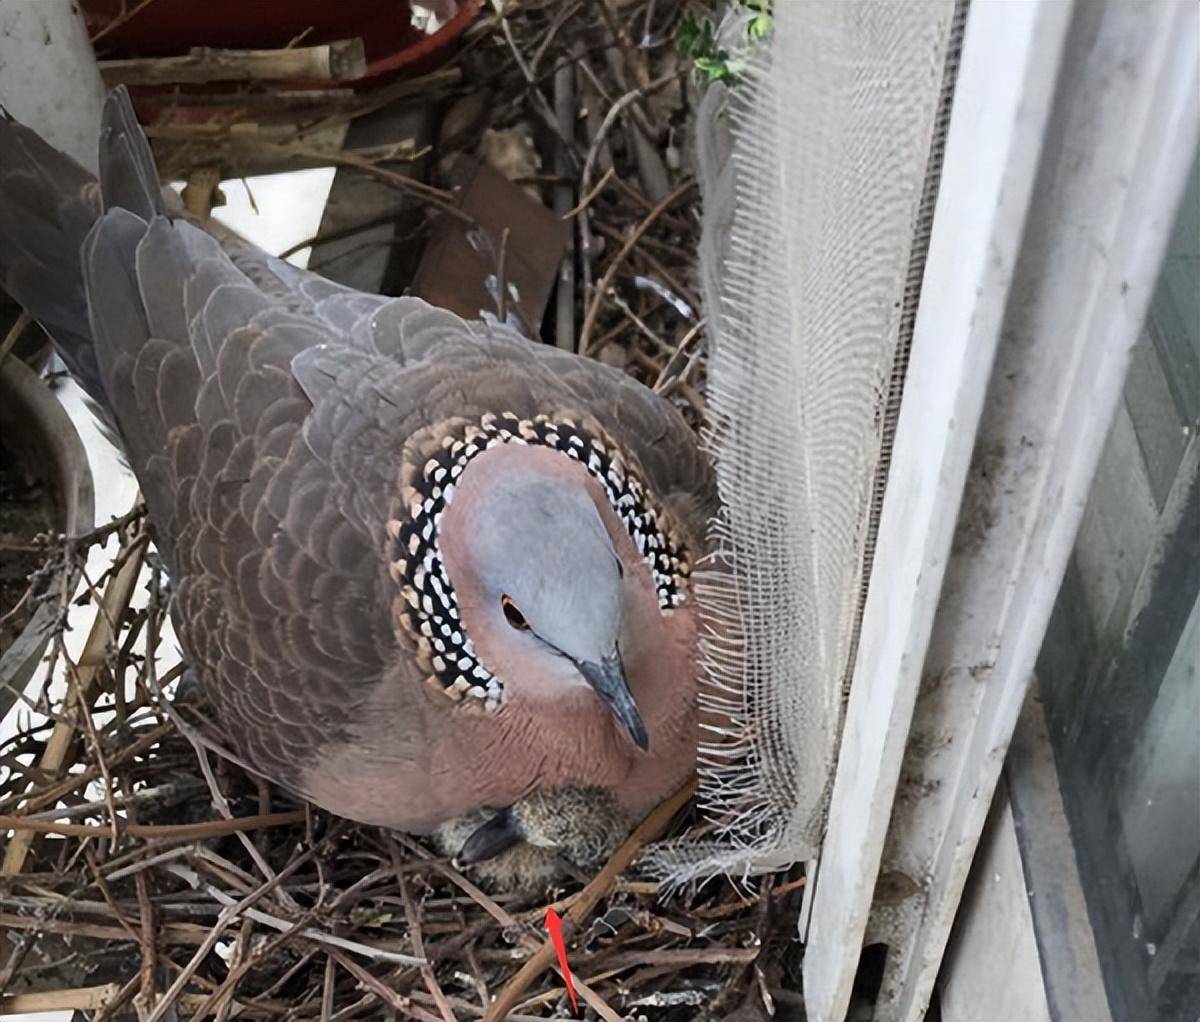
[0,89,715,865]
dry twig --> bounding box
[579,179,696,355]
[481,777,698,1022]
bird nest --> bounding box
[1,3,805,1019]
[0,525,805,1018]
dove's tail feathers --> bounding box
[0,87,165,409]
[0,106,106,404]
[97,87,168,223]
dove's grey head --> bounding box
[437,441,649,750]
[360,410,703,833]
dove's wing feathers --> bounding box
[0,87,716,826]
[75,201,387,774]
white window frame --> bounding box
[802,2,1200,1020]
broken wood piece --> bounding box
[98,39,367,87]
[553,53,577,351]
[149,122,351,180]
[0,984,122,1013]
[310,100,436,294]
[412,156,569,334]
[181,165,224,219]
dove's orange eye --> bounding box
[501,595,529,630]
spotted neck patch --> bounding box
[386,412,692,709]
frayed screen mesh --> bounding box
[652,1,956,882]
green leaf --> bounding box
[695,55,738,85]
[677,12,714,60]
[678,0,770,87]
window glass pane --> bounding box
[1036,144,1200,1022]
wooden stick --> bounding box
[0,912,211,946]
[0,809,306,840]
[562,165,614,220]
[553,44,579,352]
[182,166,223,219]
[0,721,172,815]
[321,954,336,1020]
[578,179,695,356]
[0,310,31,366]
[146,127,467,222]
[1,983,122,1012]
[400,840,624,1022]
[481,776,697,1022]
[395,858,457,1022]
[2,527,147,876]
[328,950,442,1022]
[99,40,367,87]
[495,227,512,324]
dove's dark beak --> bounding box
[576,652,650,751]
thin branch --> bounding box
[0,809,307,840]
[529,1,584,75]
[2,522,147,876]
[392,836,623,1022]
[89,0,163,44]
[0,311,31,366]
[184,912,319,1022]
[394,851,456,1022]
[0,720,174,815]
[495,227,511,324]
[578,71,681,232]
[164,863,426,967]
[276,211,413,260]
[134,870,157,1017]
[482,777,697,1022]
[654,318,708,393]
[579,178,695,355]
[327,951,442,1022]
[144,856,313,1022]
[69,502,147,549]
[562,165,615,219]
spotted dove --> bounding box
[0,89,714,866]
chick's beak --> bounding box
[457,808,521,865]
[576,652,650,751]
